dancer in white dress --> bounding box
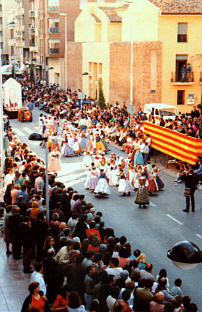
[94,169,111,196]
[83,152,92,169]
[118,169,133,196]
[89,166,99,191]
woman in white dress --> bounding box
[84,167,92,189]
[118,169,133,196]
[83,152,92,169]
[133,166,143,190]
[108,165,119,187]
[48,147,61,173]
[89,166,99,191]
[94,169,111,196]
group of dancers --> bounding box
[83,151,164,207]
[42,115,164,208]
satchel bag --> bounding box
[184,188,191,196]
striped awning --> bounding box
[143,122,202,165]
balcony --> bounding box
[8,38,16,46]
[29,27,35,34]
[29,46,38,53]
[29,10,35,18]
[170,72,195,85]
[49,27,59,33]
[16,39,24,48]
[48,6,60,13]
[49,48,59,54]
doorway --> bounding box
[177,90,185,105]
[176,55,187,81]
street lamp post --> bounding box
[60,13,67,91]
[28,133,50,224]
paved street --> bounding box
[1,108,201,310]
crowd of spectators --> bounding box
[1,130,199,312]
[1,78,201,312]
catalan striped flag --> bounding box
[143,122,202,165]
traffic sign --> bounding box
[127,105,135,114]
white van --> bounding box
[144,103,179,120]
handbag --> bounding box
[184,188,191,196]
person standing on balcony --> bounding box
[187,63,192,82]
[181,64,187,82]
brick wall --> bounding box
[67,42,83,91]
[109,41,162,111]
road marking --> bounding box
[150,201,157,207]
[65,177,86,187]
[195,234,202,239]
[14,128,25,137]
[23,126,36,133]
[166,214,183,225]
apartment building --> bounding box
[68,0,202,112]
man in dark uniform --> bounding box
[183,169,198,213]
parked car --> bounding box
[144,103,179,120]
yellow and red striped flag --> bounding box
[143,122,202,165]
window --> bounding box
[49,19,59,33]
[177,90,185,105]
[89,62,92,72]
[11,46,14,56]
[99,63,102,75]
[177,23,187,42]
[176,55,187,81]
[48,39,60,54]
[10,29,14,39]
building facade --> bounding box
[69,0,202,112]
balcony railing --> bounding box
[47,6,60,13]
[29,28,35,33]
[171,71,194,83]
[49,48,59,54]
[8,38,16,46]
[49,27,59,33]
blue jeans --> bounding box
[84,293,94,311]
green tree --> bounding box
[29,64,35,82]
[98,79,106,108]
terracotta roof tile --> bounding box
[91,13,101,23]
[99,7,122,22]
[149,0,202,14]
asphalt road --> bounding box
[10,108,202,309]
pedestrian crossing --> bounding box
[14,126,39,138]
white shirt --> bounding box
[143,145,150,154]
[35,176,45,192]
[106,295,116,312]
[105,267,123,280]
[30,271,46,296]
